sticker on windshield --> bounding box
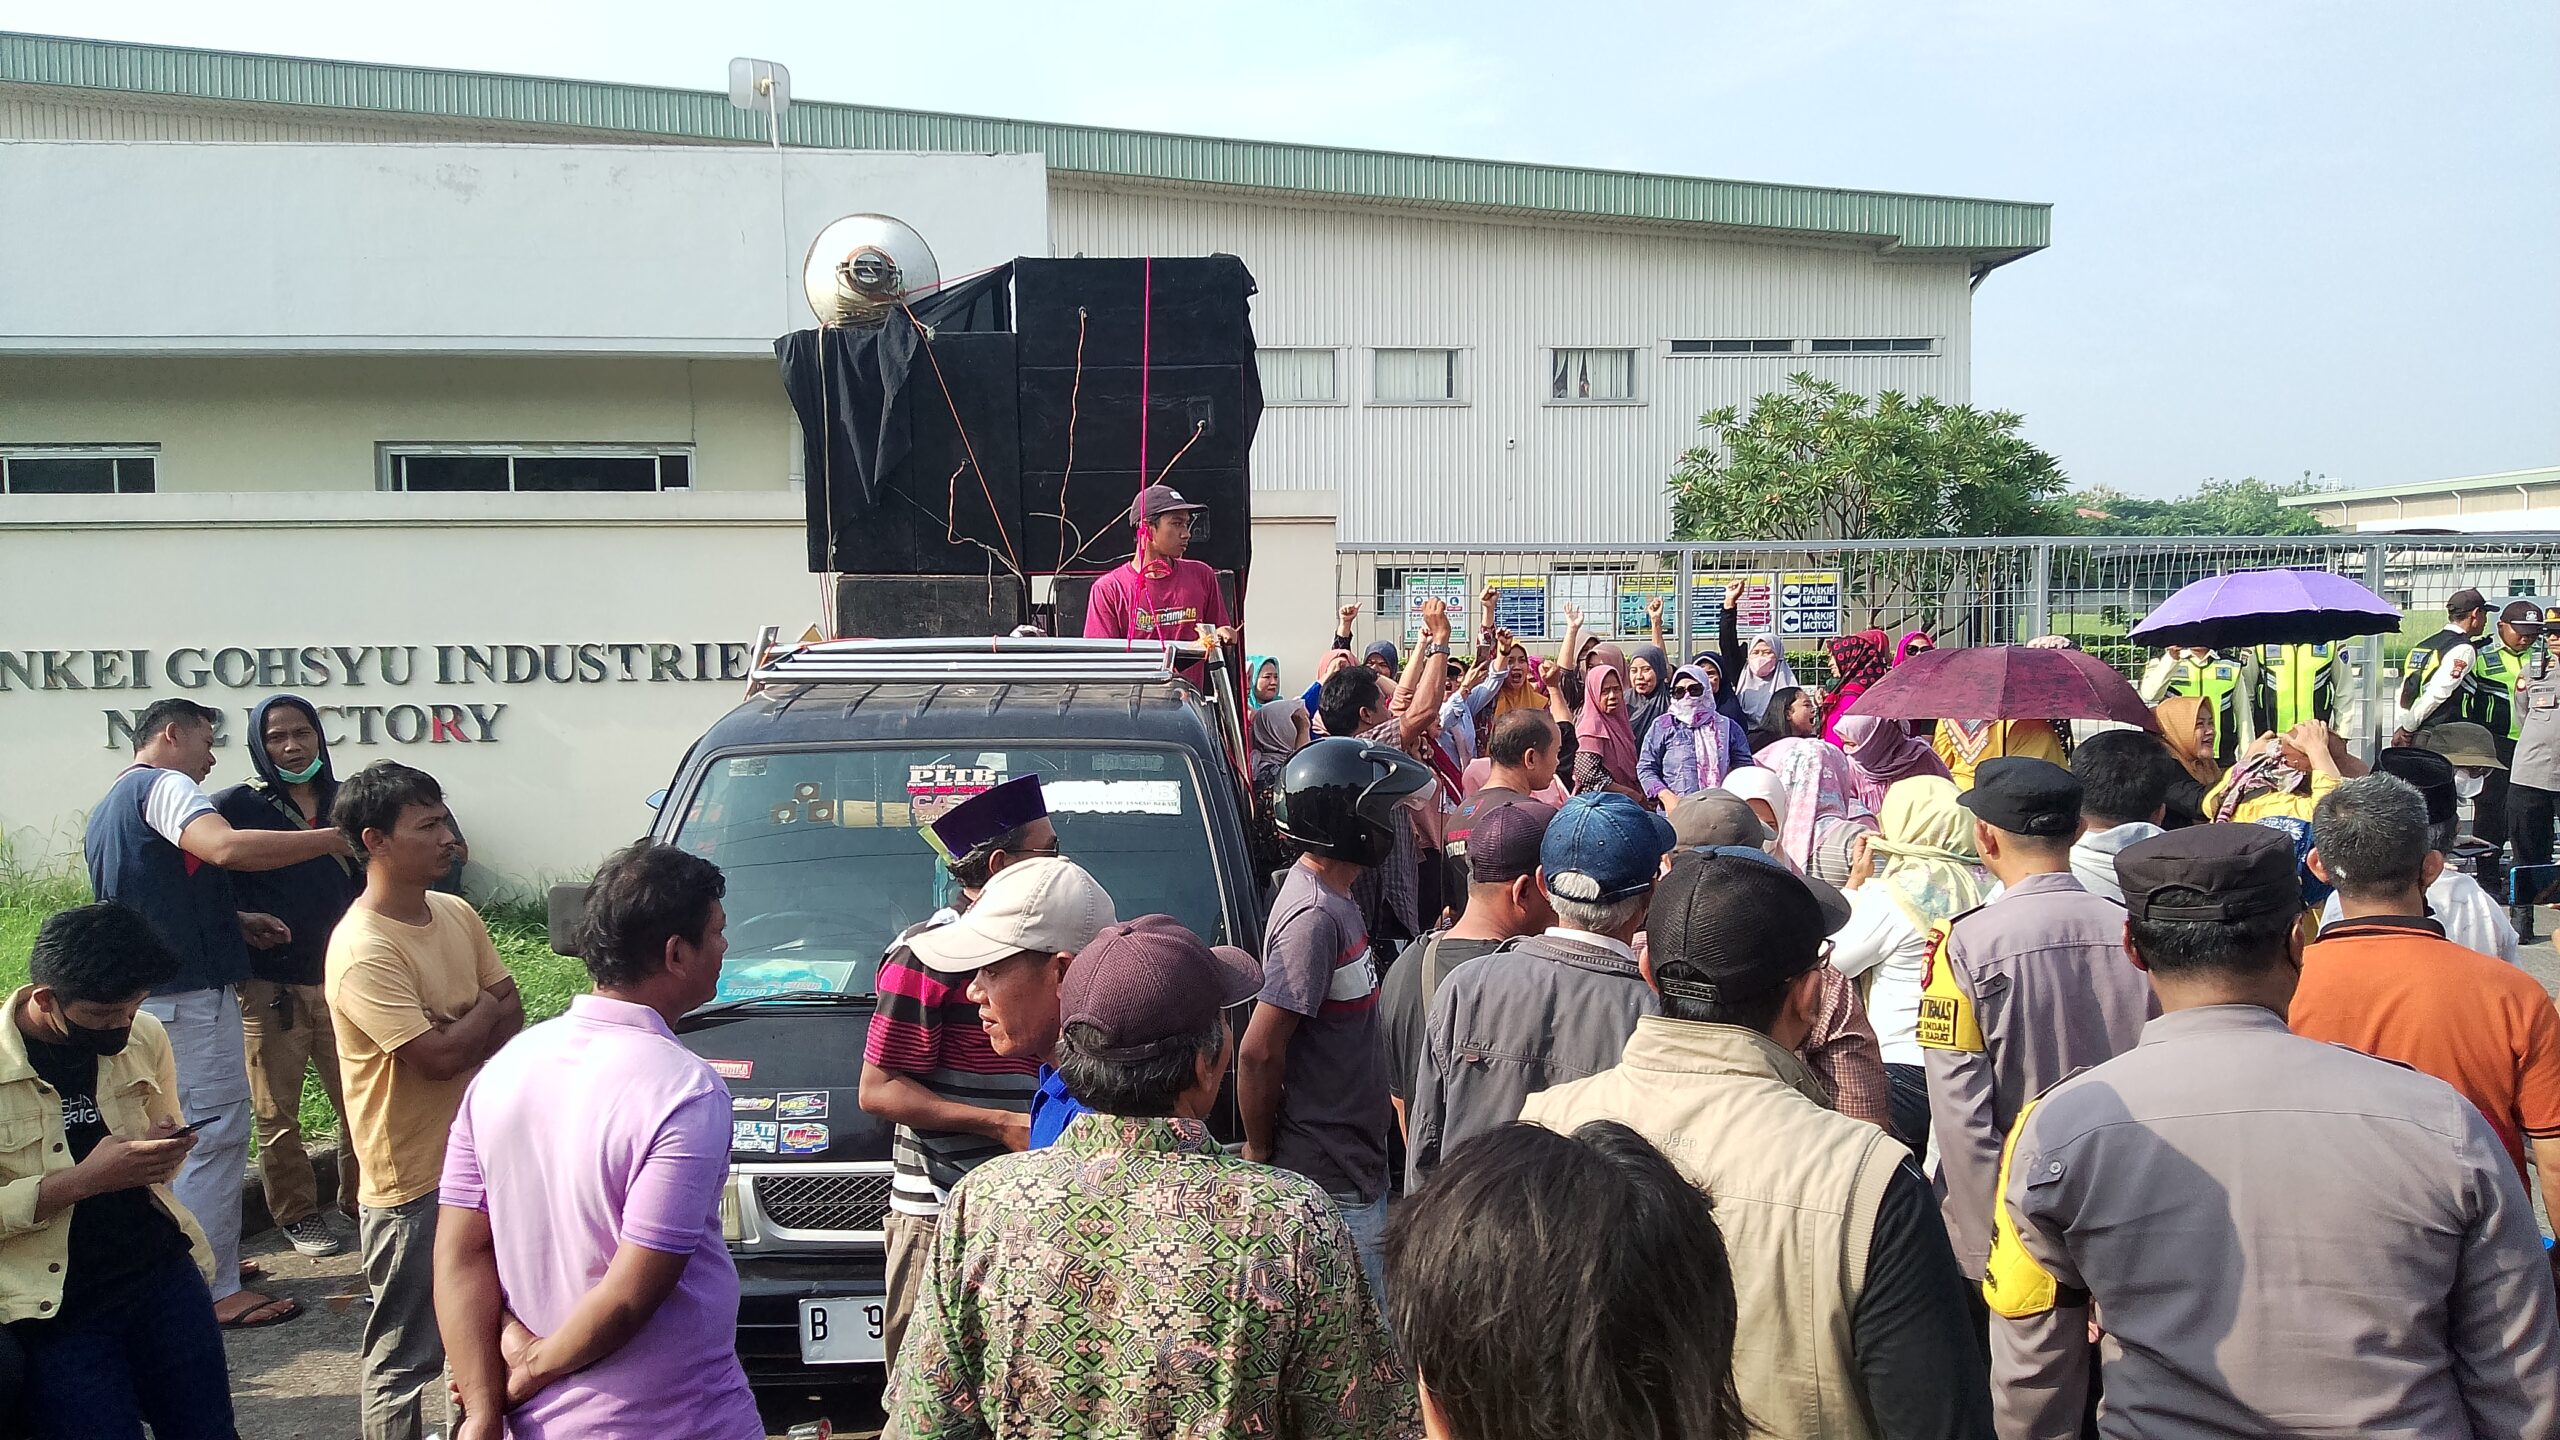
[1094,752,1167,773]
[726,757,768,777]
[908,763,1007,798]
[1045,780,1184,816]
[733,1121,779,1153]
[777,1091,829,1121]
[780,1123,829,1154]
[707,1059,754,1080]
[733,1095,774,1113]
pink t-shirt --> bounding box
[1082,557,1230,645]
[441,995,763,1440]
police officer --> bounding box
[1985,825,2560,1438]
[2139,646,2256,768]
[2253,641,2341,733]
[2394,587,2497,744]
[2510,606,2560,940]
[1917,758,2156,1300]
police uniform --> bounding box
[2510,619,2560,918]
[2138,651,2255,767]
[2252,641,2341,733]
[1917,759,2156,1282]
[1984,825,2560,1439]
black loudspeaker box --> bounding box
[831,574,1028,639]
[812,332,1022,576]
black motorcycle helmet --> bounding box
[1272,736,1434,868]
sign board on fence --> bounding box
[1402,572,1472,642]
[1689,573,1776,639]
[1615,576,1677,636]
[1776,571,1845,638]
[1486,576,1548,639]
[1550,574,1617,640]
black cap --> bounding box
[2448,587,2487,618]
[1958,757,2082,838]
[2500,600,2546,634]
[1646,851,1829,1006]
[2116,824,2301,923]
[2374,746,2457,825]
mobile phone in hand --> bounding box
[166,1111,226,1139]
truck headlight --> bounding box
[720,1174,746,1242]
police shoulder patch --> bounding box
[1914,918,1983,1053]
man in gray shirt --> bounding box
[1987,824,2559,1438]
[1406,792,1674,1188]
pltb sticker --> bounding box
[707,1059,754,1080]
[777,1091,829,1121]
[732,1095,775,1113]
[733,1121,779,1153]
[780,1123,829,1155]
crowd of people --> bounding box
[8,563,2560,1438]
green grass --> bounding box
[0,872,586,1139]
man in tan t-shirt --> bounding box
[326,761,522,1440]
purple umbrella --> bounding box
[1845,646,2157,727]
[2129,568,2401,651]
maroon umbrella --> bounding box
[1844,645,2157,728]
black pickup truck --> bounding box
[567,637,1264,1382]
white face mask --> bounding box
[2456,772,2487,801]
[1668,696,1703,725]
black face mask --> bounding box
[55,1013,133,1056]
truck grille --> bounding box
[754,1171,893,1234]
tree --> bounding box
[1667,374,2068,542]
[2067,474,2333,537]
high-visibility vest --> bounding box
[2255,643,2340,733]
[2399,629,2503,734]
[2474,644,2529,739]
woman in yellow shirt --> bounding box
[1933,718,2070,791]
[2202,719,2365,825]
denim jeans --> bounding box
[1329,1190,1391,1315]
[14,1252,234,1440]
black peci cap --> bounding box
[1646,851,1829,1006]
[2373,746,2457,825]
[2116,824,2301,923]
[1958,757,2082,838]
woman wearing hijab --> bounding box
[1638,664,1754,807]
[1488,638,1549,719]
[1755,735,1870,875]
[1625,642,1673,737]
[1820,629,1893,742]
[1895,631,1935,666]
[1245,654,1310,784]
[1723,766,1790,853]
[1834,714,1952,813]
[1731,633,1799,728]
[1305,649,1354,737]
[1570,663,1645,800]
[1749,684,1824,753]
[1832,775,1987,1149]
[2153,695,2222,827]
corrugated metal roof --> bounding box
[2282,465,2560,508]
[0,31,2050,259]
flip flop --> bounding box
[217,1292,302,1330]
[237,1259,266,1283]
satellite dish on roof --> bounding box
[801,214,941,328]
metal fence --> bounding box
[1336,535,2560,750]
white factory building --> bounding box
[0,32,2049,880]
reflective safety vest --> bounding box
[2474,644,2529,739]
[2400,628,2502,734]
[2255,643,2341,734]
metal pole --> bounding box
[1676,548,1695,660]
[2363,541,2390,758]
[2028,541,2054,641]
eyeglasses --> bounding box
[1669,684,1706,698]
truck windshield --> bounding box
[669,743,1228,1001]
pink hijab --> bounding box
[1756,737,1869,872]
[1576,663,1641,789]
[1833,715,1952,813]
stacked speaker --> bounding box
[801,255,1260,591]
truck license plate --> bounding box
[798,1297,887,1365]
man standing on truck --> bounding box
[1083,484,1238,680]
[857,775,1058,1375]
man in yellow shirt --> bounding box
[325,762,522,1440]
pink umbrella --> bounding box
[1844,646,2156,729]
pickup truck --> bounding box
[558,637,1264,1383]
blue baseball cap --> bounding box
[1541,792,1677,903]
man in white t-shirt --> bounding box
[83,697,352,1330]
[2316,746,2521,963]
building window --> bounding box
[1808,337,1935,354]
[1671,339,1798,356]
[1257,348,1340,405]
[1373,348,1465,405]
[0,446,157,494]
[381,445,694,493]
[1547,348,1639,403]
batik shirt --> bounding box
[885,1113,1419,1440]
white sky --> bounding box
[10,0,2557,497]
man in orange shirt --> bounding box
[2297,771,2560,1217]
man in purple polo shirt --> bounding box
[434,842,760,1440]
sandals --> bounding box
[216,1290,302,1329]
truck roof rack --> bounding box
[751,636,1209,688]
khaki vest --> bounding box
[1522,1016,1904,1440]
